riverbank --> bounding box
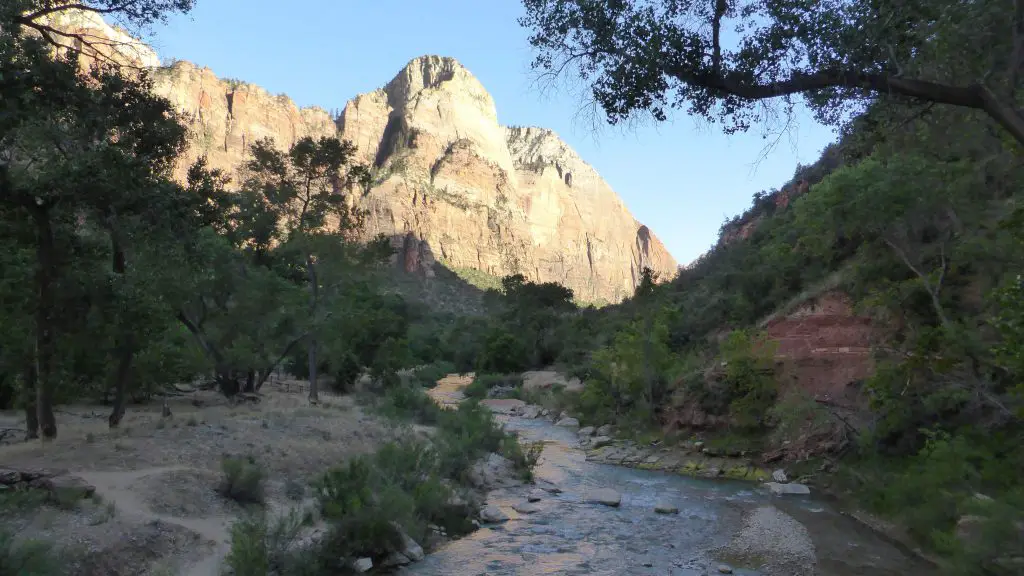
[416,374,932,576]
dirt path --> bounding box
[0,380,396,575]
[74,467,234,576]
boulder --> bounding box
[654,501,679,514]
[555,417,580,428]
[34,474,96,502]
[772,469,788,483]
[351,558,373,573]
[577,426,595,438]
[584,488,621,507]
[390,523,425,562]
[596,424,614,436]
[0,468,21,485]
[717,565,734,574]
[381,552,411,568]
[520,405,542,419]
[513,502,541,515]
[527,489,545,502]
[766,482,811,496]
[468,453,516,488]
[480,505,510,523]
[588,436,613,449]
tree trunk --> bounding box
[32,206,57,440]
[307,255,319,403]
[108,343,134,428]
[243,370,256,394]
[108,232,134,428]
[22,361,38,440]
[642,311,655,408]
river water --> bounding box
[411,377,932,576]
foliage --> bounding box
[374,383,442,425]
[314,436,475,563]
[718,330,778,430]
[224,509,309,576]
[518,0,1024,146]
[410,361,457,388]
[219,456,266,505]
[0,530,61,576]
[463,373,522,400]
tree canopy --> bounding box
[519,0,1024,146]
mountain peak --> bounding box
[382,55,495,118]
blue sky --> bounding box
[146,0,838,266]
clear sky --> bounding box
[145,0,838,266]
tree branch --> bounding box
[882,237,952,329]
[711,0,727,76]
[1012,0,1024,94]
[665,65,1024,147]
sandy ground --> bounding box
[0,378,396,576]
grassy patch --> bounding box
[219,455,266,505]
[0,530,62,576]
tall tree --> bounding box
[1,0,194,438]
[519,0,1024,147]
[238,137,371,403]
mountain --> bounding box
[44,12,678,304]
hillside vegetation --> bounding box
[3,0,1024,574]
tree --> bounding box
[236,136,372,403]
[518,0,1024,147]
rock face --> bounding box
[49,14,678,303]
[335,56,677,302]
[763,290,875,408]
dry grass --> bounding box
[0,379,397,576]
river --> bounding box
[410,377,932,576]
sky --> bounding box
[145,0,839,267]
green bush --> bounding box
[220,456,266,505]
[224,509,309,576]
[463,373,521,399]
[376,384,442,424]
[411,361,456,388]
[0,531,61,576]
[476,330,528,374]
[434,401,508,481]
[313,437,478,562]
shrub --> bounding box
[224,509,310,576]
[314,437,474,561]
[220,456,266,505]
[463,373,521,399]
[0,530,61,576]
[501,438,543,482]
[434,401,507,481]
[476,330,528,374]
[376,384,442,424]
[411,361,457,388]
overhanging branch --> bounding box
[666,65,1024,147]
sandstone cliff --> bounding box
[42,15,679,303]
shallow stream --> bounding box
[412,379,932,576]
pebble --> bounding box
[718,564,733,574]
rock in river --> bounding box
[480,505,510,523]
[584,487,622,507]
[766,482,811,496]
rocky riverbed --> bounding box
[414,379,934,576]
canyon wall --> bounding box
[43,13,678,303]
